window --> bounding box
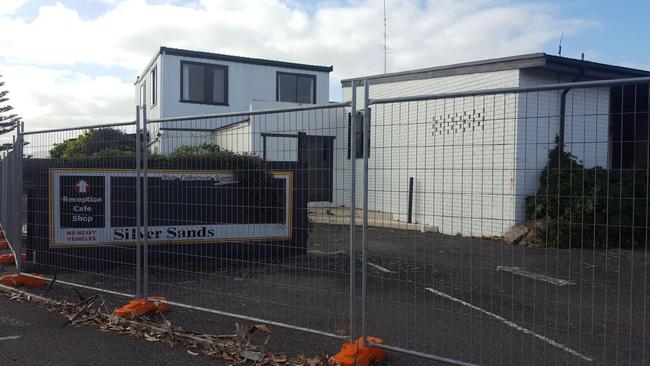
[140,81,146,107]
[347,110,370,159]
[276,72,316,104]
[180,61,228,105]
[150,66,157,107]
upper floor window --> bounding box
[277,72,316,104]
[150,66,157,107]
[180,61,228,105]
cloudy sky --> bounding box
[1,0,649,134]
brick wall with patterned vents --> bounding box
[432,108,485,136]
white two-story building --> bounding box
[134,47,346,206]
[135,46,332,120]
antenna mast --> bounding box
[558,31,564,56]
[383,0,387,73]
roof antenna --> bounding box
[558,31,564,56]
[383,0,388,74]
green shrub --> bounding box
[525,138,650,249]
[49,130,283,222]
[49,128,135,158]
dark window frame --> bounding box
[347,110,371,159]
[140,81,146,107]
[179,60,229,106]
[150,66,157,108]
[276,71,316,104]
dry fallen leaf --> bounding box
[2,290,328,366]
[144,333,159,342]
[240,349,262,361]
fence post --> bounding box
[135,105,142,298]
[361,79,370,341]
[1,152,5,238]
[349,80,357,341]
[2,151,7,239]
[10,135,14,255]
[407,177,414,224]
[141,105,149,299]
[15,122,24,272]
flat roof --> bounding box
[136,46,333,84]
[341,53,650,87]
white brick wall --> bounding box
[343,69,612,237]
[342,70,521,236]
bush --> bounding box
[49,130,282,222]
[525,138,650,249]
[49,128,135,158]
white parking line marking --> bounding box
[368,262,396,273]
[0,335,22,341]
[496,266,575,286]
[424,287,592,362]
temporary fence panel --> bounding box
[3,76,649,366]
[21,122,140,297]
[0,135,24,269]
[356,77,650,365]
[142,104,352,339]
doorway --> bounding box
[299,134,334,202]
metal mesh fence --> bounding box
[143,105,351,338]
[1,77,649,365]
[0,136,24,269]
[21,122,140,297]
[357,78,650,365]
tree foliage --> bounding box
[0,75,21,135]
[48,129,281,219]
[526,138,650,249]
[49,128,135,158]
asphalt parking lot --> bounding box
[9,223,650,365]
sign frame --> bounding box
[48,168,294,248]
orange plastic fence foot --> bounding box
[0,274,46,288]
[114,296,170,318]
[0,253,27,265]
[330,337,386,366]
[0,240,9,250]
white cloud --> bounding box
[0,0,596,134]
[0,0,28,16]
[1,65,132,130]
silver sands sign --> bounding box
[49,169,292,247]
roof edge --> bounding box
[341,53,546,85]
[341,53,650,87]
[135,46,334,85]
[161,46,333,72]
[134,47,163,85]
